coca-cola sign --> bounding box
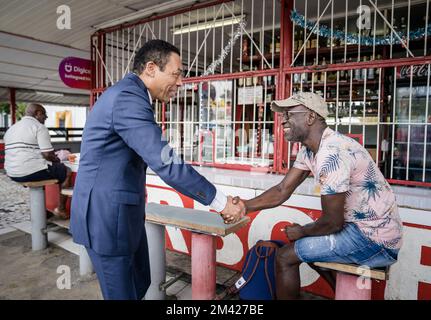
[397,64,430,79]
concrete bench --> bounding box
[145,202,250,300]
[19,179,58,251]
[313,261,389,300]
[52,188,93,277]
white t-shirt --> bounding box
[4,116,53,177]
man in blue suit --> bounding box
[70,40,245,300]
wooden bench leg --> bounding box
[335,272,372,300]
[191,233,216,300]
[29,187,48,251]
[144,222,166,300]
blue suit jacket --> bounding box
[70,73,217,256]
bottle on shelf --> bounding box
[242,37,249,59]
[310,33,318,49]
[252,67,259,86]
[354,66,361,81]
[275,35,281,53]
[400,17,407,34]
[334,24,341,47]
[361,56,368,80]
[313,58,319,84]
[326,32,333,48]
[320,57,327,83]
[246,75,253,87]
[297,29,304,51]
[367,56,375,80]
[340,68,346,81]
[375,54,382,78]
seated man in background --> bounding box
[4,103,72,218]
[226,92,403,299]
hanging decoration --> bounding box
[204,17,247,76]
[290,9,431,46]
[198,16,247,134]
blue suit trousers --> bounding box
[86,230,151,300]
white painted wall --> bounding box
[44,104,87,128]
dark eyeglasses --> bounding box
[282,110,309,120]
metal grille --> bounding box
[91,0,431,185]
[92,0,281,170]
[282,0,431,185]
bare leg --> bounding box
[55,167,72,218]
[275,243,303,300]
[308,263,336,292]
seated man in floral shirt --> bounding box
[226,92,403,300]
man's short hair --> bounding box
[133,39,180,74]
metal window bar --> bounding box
[423,64,430,182]
[407,0,411,58]
[197,9,200,76]
[425,0,430,56]
[188,12,191,74]
[358,0,362,63]
[92,0,431,184]
[303,0,307,67]
[316,0,320,64]
[221,5,225,74]
[344,0,348,63]
[262,0,266,71]
[250,0,254,72]
[376,67,382,166]
[231,2,235,74]
[406,65,414,180]
[390,66,397,179]
[272,0,276,68]
[231,79,237,160]
[373,0,377,60]
[390,0,394,59]
[330,0,334,64]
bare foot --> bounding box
[53,207,69,219]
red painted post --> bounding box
[335,272,372,300]
[9,87,16,124]
[191,233,216,300]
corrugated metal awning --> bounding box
[0,87,89,106]
[0,0,187,98]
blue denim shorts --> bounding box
[294,223,399,268]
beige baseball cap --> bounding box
[271,92,329,119]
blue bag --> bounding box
[233,240,285,300]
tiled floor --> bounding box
[0,171,324,300]
[0,171,31,230]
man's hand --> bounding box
[283,223,305,241]
[221,196,246,224]
[41,151,60,162]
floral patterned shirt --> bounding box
[293,127,403,249]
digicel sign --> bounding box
[59,57,92,90]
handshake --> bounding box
[220,196,247,224]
